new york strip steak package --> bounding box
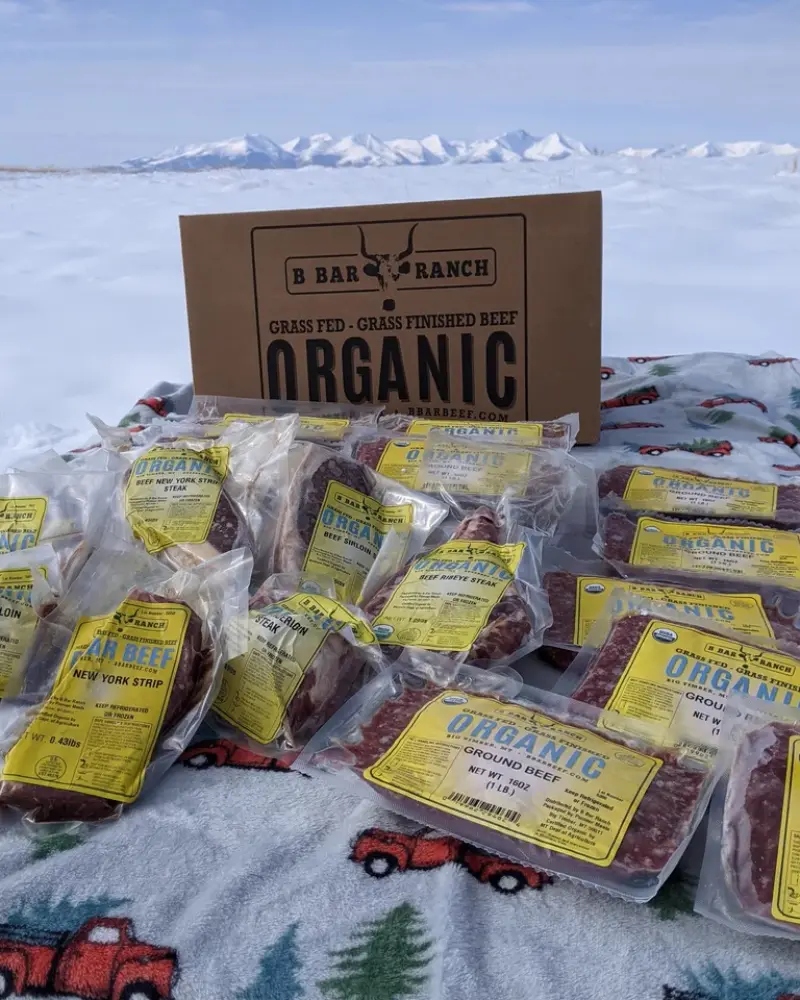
[0,543,252,831]
[376,412,579,450]
[210,573,382,756]
[103,418,295,576]
[555,599,800,764]
[696,695,800,938]
[296,652,722,902]
[361,506,549,666]
[597,455,800,525]
[273,442,448,604]
[190,395,381,449]
[595,510,800,592]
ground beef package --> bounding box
[361,506,549,666]
[210,573,382,756]
[273,442,448,604]
[595,510,800,592]
[0,545,61,702]
[597,458,800,526]
[191,396,382,450]
[296,653,722,902]
[556,601,800,763]
[376,413,579,450]
[103,418,295,577]
[0,543,251,831]
[0,469,116,587]
[697,696,800,938]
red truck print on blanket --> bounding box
[180,738,296,773]
[698,394,767,413]
[748,357,797,367]
[0,917,176,1000]
[632,440,733,458]
[600,366,615,380]
[135,397,172,419]
[760,432,800,450]
[628,356,671,364]
[601,386,660,409]
[603,422,665,430]
[351,828,552,895]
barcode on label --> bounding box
[445,791,521,825]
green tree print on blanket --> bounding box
[649,363,678,378]
[785,414,800,434]
[664,964,800,999]
[648,869,698,921]
[790,388,800,410]
[237,923,303,1000]
[3,893,131,931]
[31,831,84,861]
[319,902,433,1000]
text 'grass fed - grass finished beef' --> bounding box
[273,443,447,604]
[0,591,207,823]
[560,610,800,762]
[362,507,546,664]
[598,512,800,590]
[598,464,800,525]
[212,582,377,754]
[298,661,714,901]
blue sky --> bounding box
[1,0,798,165]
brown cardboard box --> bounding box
[180,191,602,442]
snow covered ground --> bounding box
[1,155,799,456]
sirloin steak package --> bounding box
[376,413,579,450]
[0,543,251,830]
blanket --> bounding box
[1,351,800,1000]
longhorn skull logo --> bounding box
[358,224,418,311]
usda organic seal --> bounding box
[373,624,394,640]
[585,583,606,594]
[442,695,468,705]
[653,628,678,643]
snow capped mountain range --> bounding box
[122,130,800,171]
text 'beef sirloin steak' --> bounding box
[213,583,373,752]
[362,507,536,663]
[377,414,575,448]
[318,679,707,888]
[598,465,800,525]
[0,591,207,823]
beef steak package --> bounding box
[191,396,382,450]
[555,599,800,764]
[696,696,800,938]
[376,413,579,450]
[597,455,800,526]
[102,418,295,576]
[210,573,382,756]
[595,510,800,592]
[296,652,722,902]
[361,506,550,666]
[0,545,61,701]
[0,543,252,831]
[273,442,448,604]
[0,470,116,587]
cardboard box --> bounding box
[180,191,602,442]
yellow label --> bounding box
[372,540,525,651]
[303,481,413,602]
[623,467,777,518]
[773,735,800,925]
[375,441,424,489]
[214,592,373,745]
[366,691,661,866]
[417,441,532,496]
[298,416,351,441]
[124,445,231,554]
[629,517,800,586]
[2,599,190,803]
[598,620,800,761]
[407,419,544,445]
[572,576,773,646]
[0,568,38,700]
[221,413,275,426]
[0,497,48,554]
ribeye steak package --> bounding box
[376,413,579,450]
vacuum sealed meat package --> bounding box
[211,574,381,755]
[296,653,721,902]
[376,413,579,450]
[273,443,448,604]
[191,396,381,449]
[0,543,251,829]
[598,460,800,525]
[106,419,295,575]
[0,546,61,701]
[555,601,800,763]
[596,511,800,591]
[0,470,115,586]
[361,507,549,665]
[696,697,800,938]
